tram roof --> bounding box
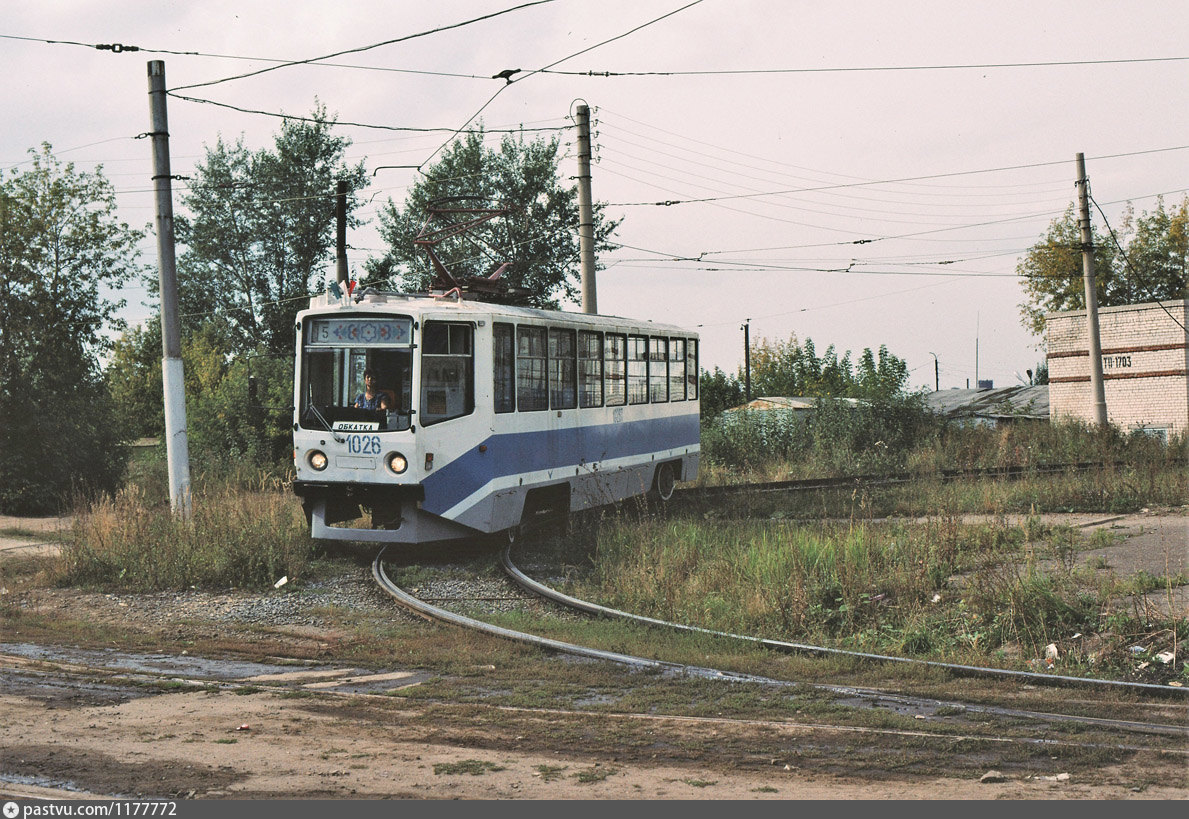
[301,290,696,336]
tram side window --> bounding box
[493,323,515,413]
[649,336,668,403]
[517,326,548,411]
[686,339,699,399]
[669,338,686,400]
[420,322,473,425]
[578,331,603,408]
[605,333,627,406]
[628,335,649,404]
[549,328,577,410]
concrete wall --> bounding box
[1046,299,1188,438]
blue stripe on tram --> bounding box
[420,414,699,515]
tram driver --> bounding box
[354,368,392,411]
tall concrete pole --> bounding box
[147,61,192,516]
[1075,153,1109,426]
[576,104,597,314]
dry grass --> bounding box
[58,481,313,591]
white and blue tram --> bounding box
[292,290,700,544]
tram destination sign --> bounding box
[308,316,412,346]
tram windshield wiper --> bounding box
[307,403,344,442]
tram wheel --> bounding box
[652,461,677,502]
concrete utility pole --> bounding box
[1075,153,1109,427]
[335,179,349,288]
[147,60,192,517]
[576,104,597,314]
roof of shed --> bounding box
[922,385,1049,420]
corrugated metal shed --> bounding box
[923,385,1049,423]
[726,396,863,413]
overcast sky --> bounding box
[3,0,1187,389]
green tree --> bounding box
[746,335,909,400]
[0,145,142,513]
[175,104,367,355]
[698,367,744,419]
[853,345,910,400]
[104,318,295,476]
[106,323,165,440]
[1017,196,1188,335]
[368,125,621,308]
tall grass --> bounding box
[588,516,972,639]
[578,510,1184,671]
[60,478,312,591]
[701,404,1185,486]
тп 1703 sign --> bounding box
[307,316,413,345]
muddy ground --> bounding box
[0,510,1185,801]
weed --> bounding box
[433,759,505,776]
[214,738,237,745]
[534,764,567,782]
[573,765,618,783]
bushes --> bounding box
[701,394,939,475]
[702,398,1185,481]
[60,479,311,591]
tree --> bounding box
[1017,196,1188,335]
[745,335,910,400]
[368,125,621,308]
[853,345,910,400]
[175,104,367,355]
[0,145,142,513]
[698,367,744,419]
[106,323,165,440]
[105,318,294,475]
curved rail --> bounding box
[371,547,782,685]
[501,546,1189,700]
[373,549,1186,737]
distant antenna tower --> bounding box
[413,196,530,304]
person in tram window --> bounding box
[354,368,392,411]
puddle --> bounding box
[0,667,157,707]
[0,643,320,681]
[0,643,428,698]
[0,771,93,794]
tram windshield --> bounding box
[299,315,414,432]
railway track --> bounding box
[499,545,1187,700]
[673,459,1185,502]
[371,548,1188,742]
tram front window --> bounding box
[300,316,414,432]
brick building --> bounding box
[1046,299,1189,439]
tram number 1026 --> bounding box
[347,435,382,455]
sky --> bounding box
[3,0,1187,390]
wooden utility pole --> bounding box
[576,104,597,314]
[742,320,752,403]
[335,179,348,288]
[1075,153,1109,426]
[147,60,192,517]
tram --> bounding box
[291,289,700,544]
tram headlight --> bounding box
[385,452,408,475]
[308,450,328,471]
